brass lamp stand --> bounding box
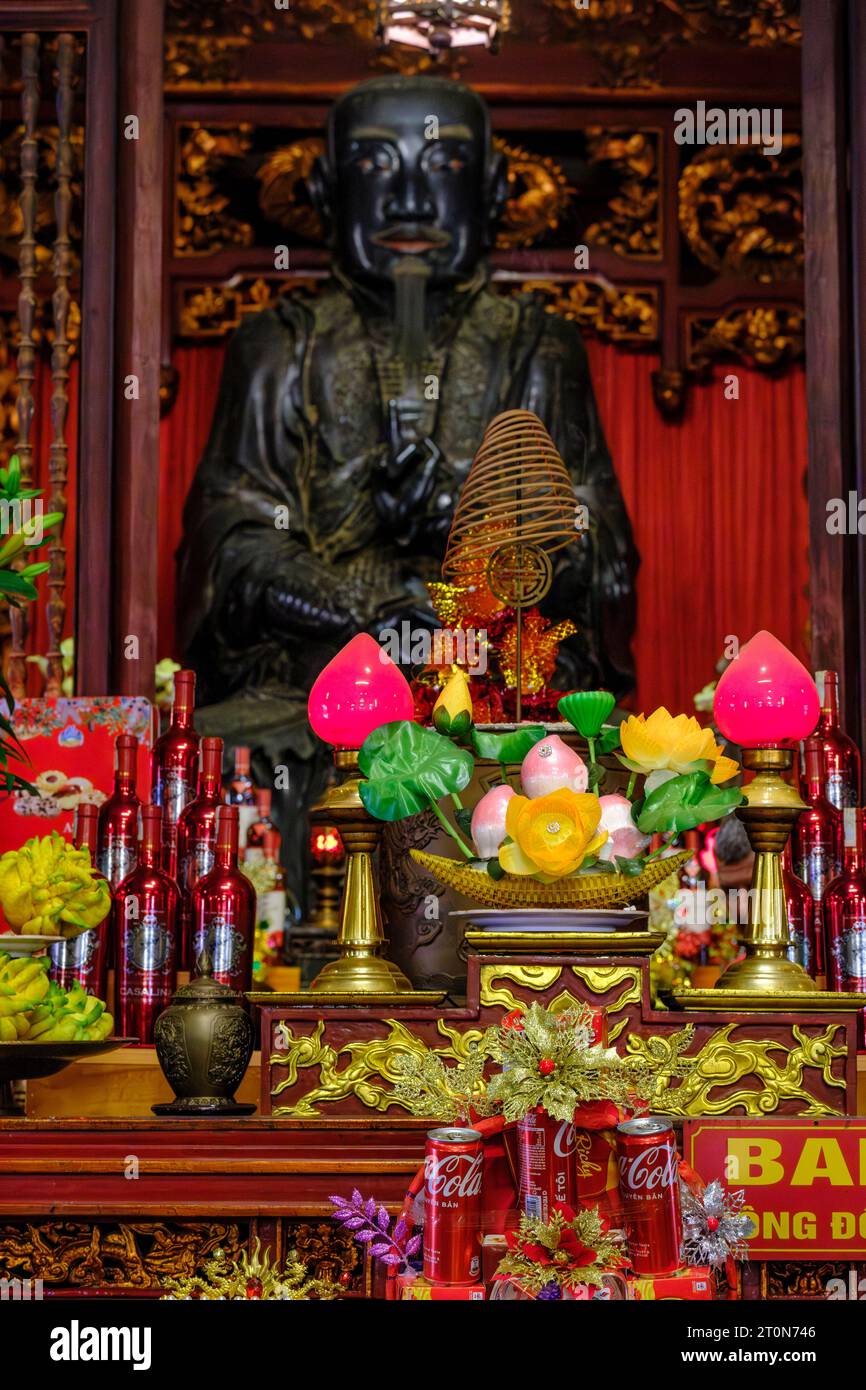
[307,751,440,998]
[674,746,866,1011]
[715,747,817,993]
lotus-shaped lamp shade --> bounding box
[713,630,820,747]
[308,633,416,748]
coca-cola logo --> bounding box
[618,1143,678,1193]
[553,1121,576,1159]
[424,1150,483,1200]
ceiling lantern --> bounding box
[376,1,509,53]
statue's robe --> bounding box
[176,272,638,902]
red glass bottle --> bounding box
[114,805,179,1045]
[49,805,110,1001]
[97,734,141,889]
[793,737,844,984]
[824,808,866,992]
[246,786,276,858]
[176,736,224,970]
[224,745,258,855]
[815,670,861,811]
[191,804,256,990]
[151,669,199,878]
[782,842,816,978]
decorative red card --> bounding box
[0,697,154,853]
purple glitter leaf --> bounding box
[328,1195,350,1209]
[343,1216,366,1230]
[380,1253,403,1267]
[393,1217,407,1245]
[369,1242,393,1258]
[405,1235,422,1257]
[354,1229,376,1243]
[364,1196,377,1220]
[350,1189,364,1209]
[377,1206,391,1233]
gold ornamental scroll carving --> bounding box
[626,1022,846,1118]
[686,305,804,373]
[270,1018,487,1117]
[678,135,802,284]
[479,962,641,1041]
[0,1221,242,1288]
[514,279,658,347]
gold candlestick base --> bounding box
[307,750,415,995]
[715,746,818,994]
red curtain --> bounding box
[159,338,810,717]
[584,341,810,715]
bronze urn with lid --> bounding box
[153,953,255,1115]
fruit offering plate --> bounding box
[0,1037,135,1083]
[0,933,63,957]
[450,908,649,933]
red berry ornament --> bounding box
[538,1057,556,1076]
[706,1216,720,1232]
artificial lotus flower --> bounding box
[521,734,588,799]
[432,667,473,738]
[500,790,608,880]
[618,708,739,785]
[596,793,651,863]
[470,784,516,859]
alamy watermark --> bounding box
[673,884,787,929]
[674,100,783,157]
[379,622,488,675]
[0,497,44,546]
[1,1276,43,1299]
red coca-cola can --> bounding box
[616,1116,681,1274]
[423,1127,483,1285]
[517,1108,577,1222]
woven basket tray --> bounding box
[409,849,688,910]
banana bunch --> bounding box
[0,953,114,1042]
[0,832,111,938]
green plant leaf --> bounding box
[470,725,546,763]
[358,720,474,821]
[0,569,39,601]
[0,513,63,566]
[454,805,474,837]
[587,762,606,792]
[634,770,745,834]
[487,857,505,880]
[614,855,646,877]
[597,725,622,755]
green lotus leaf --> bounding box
[358,720,474,821]
[557,691,616,739]
[597,724,622,755]
[634,770,744,834]
[470,725,546,763]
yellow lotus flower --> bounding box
[619,708,739,784]
[432,667,473,737]
[500,790,608,880]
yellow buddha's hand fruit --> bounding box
[0,832,111,937]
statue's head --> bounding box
[311,76,508,288]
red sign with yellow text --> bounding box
[683,1118,866,1258]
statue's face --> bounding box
[330,83,491,286]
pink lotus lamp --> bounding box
[308,632,416,749]
[306,633,420,998]
[709,631,819,996]
[713,630,819,748]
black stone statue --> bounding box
[176,75,638,907]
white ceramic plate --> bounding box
[0,934,63,958]
[448,908,650,933]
